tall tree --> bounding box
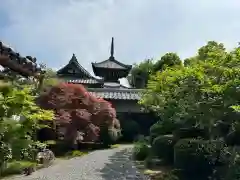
[140,42,240,138]
[153,52,182,72]
[128,59,154,88]
[198,41,226,61]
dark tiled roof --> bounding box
[92,57,132,70]
[87,88,142,100]
[66,78,102,84]
[0,41,42,77]
[57,54,93,78]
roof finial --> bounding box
[110,37,114,58]
[70,53,77,62]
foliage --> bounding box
[133,141,149,161]
[174,139,226,179]
[99,126,120,147]
[120,119,140,142]
[149,120,177,144]
[152,135,176,164]
[173,127,209,140]
[137,41,240,179]
[128,59,155,88]
[0,82,54,175]
[39,64,61,91]
[153,52,182,72]
[37,83,120,144]
[1,161,36,177]
[224,147,240,180]
[140,41,240,138]
[128,53,182,88]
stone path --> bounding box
[8,145,149,180]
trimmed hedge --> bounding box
[173,127,209,140]
[150,121,177,144]
[174,138,226,179]
[133,142,149,161]
[152,135,176,164]
[99,127,120,147]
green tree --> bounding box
[140,42,240,138]
[153,52,182,72]
[128,59,154,88]
[0,81,54,174]
[198,41,227,61]
[38,63,61,91]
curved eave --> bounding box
[92,62,131,77]
[92,57,132,70]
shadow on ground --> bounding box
[98,148,149,180]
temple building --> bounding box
[57,38,156,134]
[57,37,142,113]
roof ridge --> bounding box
[92,57,131,69]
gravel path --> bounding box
[8,145,149,180]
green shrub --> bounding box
[1,161,36,177]
[99,126,120,147]
[150,121,177,144]
[225,130,240,146]
[174,138,226,179]
[210,146,240,180]
[173,127,209,140]
[224,148,240,180]
[48,140,69,156]
[152,135,176,164]
[120,120,140,142]
[133,142,149,161]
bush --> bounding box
[150,121,177,144]
[48,141,70,156]
[120,120,140,142]
[224,148,240,180]
[133,142,149,161]
[1,161,36,177]
[99,126,120,147]
[152,135,176,164]
[211,146,240,180]
[173,127,209,140]
[174,138,226,179]
[225,130,240,146]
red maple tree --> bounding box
[37,83,119,143]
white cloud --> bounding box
[1,0,240,74]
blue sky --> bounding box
[0,0,240,74]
